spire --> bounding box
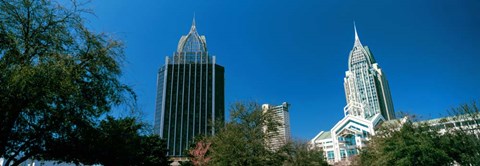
[354,21,359,41]
[190,14,196,32]
[353,21,362,47]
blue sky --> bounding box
[85,0,480,140]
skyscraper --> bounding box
[310,24,395,164]
[343,23,395,120]
[262,102,291,150]
[154,18,225,157]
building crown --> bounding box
[176,17,207,53]
[353,22,363,48]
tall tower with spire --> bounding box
[310,24,396,164]
[154,18,225,156]
[343,23,395,120]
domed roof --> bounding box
[176,18,207,53]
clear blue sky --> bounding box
[84,0,480,140]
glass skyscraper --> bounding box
[154,19,225,157]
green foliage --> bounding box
[279,140,329,166]
[137,134,172,165]
[208,102,281,165]
[0,0,171,165]
[438,131,480,166]
[357,102,480,166]
[358,122,452,166]
[203,102,328,166]
[43,116,171,166]
[440,102,480,165]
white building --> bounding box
[263,102,291,150]
[311,24,395,164]
[419,114,480,135]
[310,24,480,165]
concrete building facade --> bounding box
[262,102,291,150]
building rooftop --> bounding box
[317,131,332,140]
[311,131,332,142]
[177,17,207,53]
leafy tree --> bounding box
[42,116,171,166]
[358,121,452,166]
[279,140,328,166]
[357,102,480,166]
[208,102,283,166]
[191,102,328,166]
[96,117,171,166]
[0,0,135,164]
[137,134,172,165]
[438,131,480,166]
[438,102,480,165]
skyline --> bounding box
[84,0,480,140]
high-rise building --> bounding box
[310,24,395,164]
[343,23,395,121]
[262,102,291,150]
[154,19,225,157]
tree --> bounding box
[179,135,208,166]
[438,131,480,166]
[356,101,480,166]
[42,116,171,166]
[438,102,480,165]
[357,121,452,166]
[189,139,212,166]
[0,0,134,164]
[279,140,328,166]
[193,102,328,166]
[96,117,171,166]
[208,102,283,165]
[137,134,172,165]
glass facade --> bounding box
[340,150,346,159]
[154,19,225,157]
[347,149,357,156]
[327,151,335,160]
[345,134,356,146]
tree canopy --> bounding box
[208,102,281,165]
[43,116,171,166]
[279,140,329,166]
[356,102,480,166]
[186,102,328,166]
[0,0,169,165]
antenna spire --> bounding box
[353,21,362,47]
[190,13,196,32]
[354,21,359,41]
